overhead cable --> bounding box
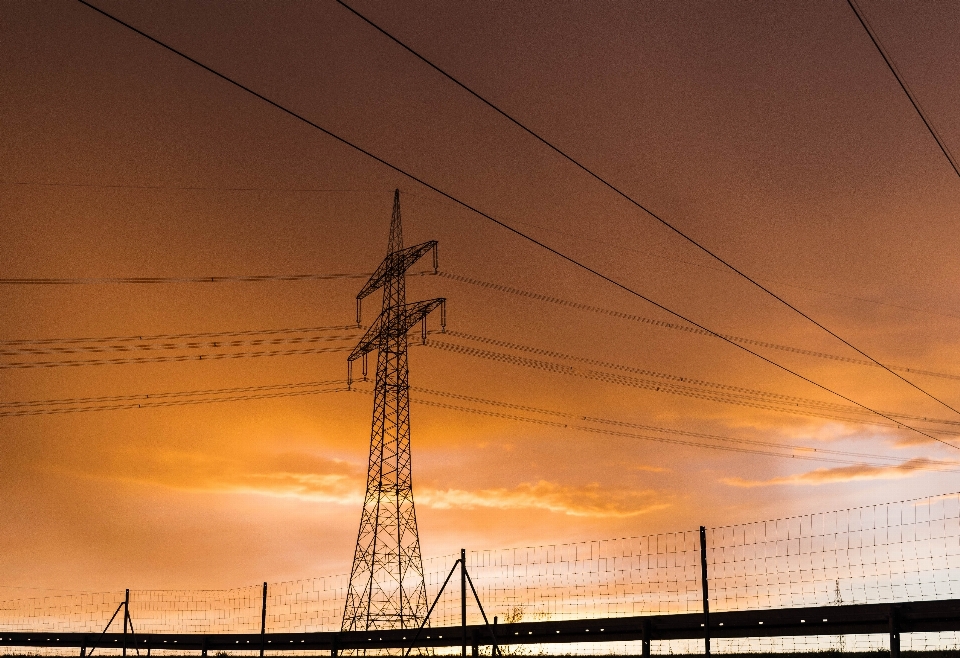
[361,390,959,473]
[0,273,370,285]
[0,332,360,357]
[409,384,957,467]
[334,0,960,422]
[442,329,960,428]
[5,380,953,474]
[424,337,960,436]
[845,0,960,179]
[0,180,364,193]
[72,0,958,449]
[0,345,351,370]
[8,324,957,436]
[5,247,957,323]
[0,269,433,286]
[0,380,345,410]
[0,323,360,347]
[0,381,348,417]
[7,271,959,382]
[440,272,960,383]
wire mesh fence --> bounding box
[2,491,960,654]
[426,491,960,628]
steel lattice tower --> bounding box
[342,190,445,632]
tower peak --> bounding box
[387,188,402,254]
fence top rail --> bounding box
[1,598,957,649]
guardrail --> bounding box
[2,598,959,657]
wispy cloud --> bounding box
[721,458,944,488]
[94,449,368,504]
[890,432,954,448]
[418,481,670,518]
[96,449,671,518]
[219,471,363,504]
[222,474,671,518]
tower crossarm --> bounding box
[348,298,445,363]
[356,241,438,303]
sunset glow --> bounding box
[2,0,960,610]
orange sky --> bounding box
[2,0,960,593]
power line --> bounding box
[442,329,960,427]
[0,180,366,193]
[583,415,954,467]
[409,401,957,472]
[7,269,959,383]
[845,0,960,179]
[7,267,959,383]
[409,384,957,467]
[0,381,348,417]
[72,0,959,449]
[0,323,360,347]
[440,272,960,383]
[500,213,960,323]
[0,271,441,286]
[8,322,957,436]
[6,379,953,474]
[334,0,960,422]
[7,250,959,324]
[573,423,954,473]
[367,390,959,474]
[424,336,960,436]
[0,345,352,370]
[0,273,370,285]
[0,332,360,357]
[0,380,344,410]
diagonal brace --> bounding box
[348,298,444,363]
[357,241,437,310]
[86,601,125,658]
[403,559,461,658]
[465,570,501,657]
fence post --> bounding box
[699,527,710,657]
[642,619,651,658]
[461,548,467,658]
[890,605,901,658]
[493,616,498,657]
[123,589,130,658]
[260,582,268,658]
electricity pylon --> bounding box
[342,190,445,632]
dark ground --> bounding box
[532,654,957,657]
[0,649,960,658]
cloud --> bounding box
[417,481,671,518]
[85,449,368,504]
[890,432,953,448]
[218,470,363,504]
[721,458,945,488]
[217,473,670,518]
[217,474,669,518]
[86,449,670,518]
[187,453,365,504]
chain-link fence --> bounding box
[3,491,959,653]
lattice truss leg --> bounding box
[341,190,444,632]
